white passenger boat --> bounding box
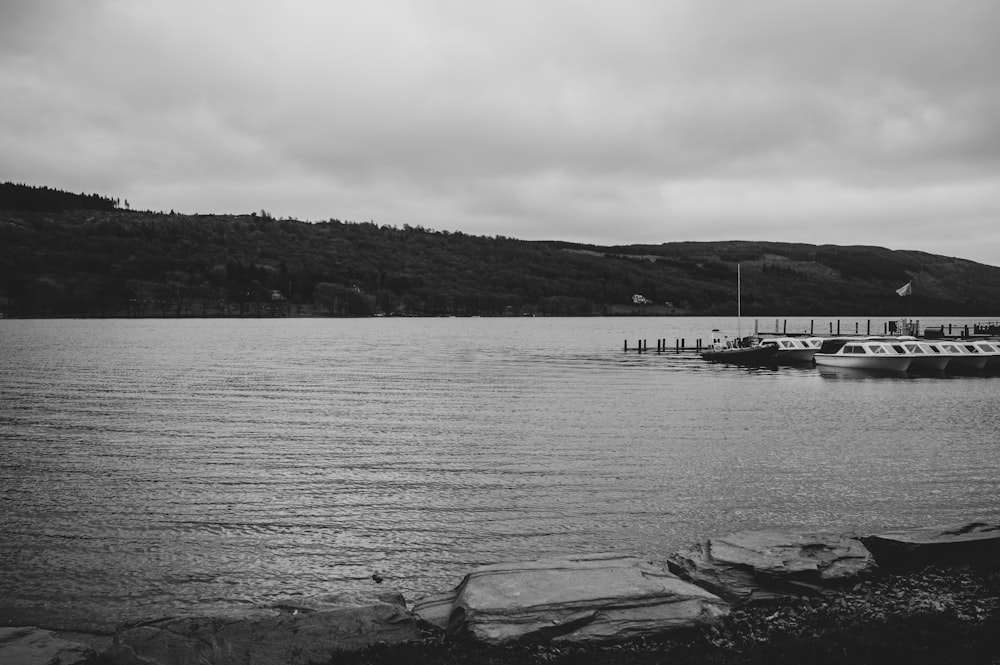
[899,340,951,372]
[814,339,913,372]
[935,341,989,372]
[967,340,1000,371]
[763,336,822,364]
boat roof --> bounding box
[820,339,912,354]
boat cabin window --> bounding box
[843,344,866,354]
[964,345,980,353]
[891,344,906,353]
[821,340,848,353]
[904,344,924,354]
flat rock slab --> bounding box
[668,529,876,605]
[109,603,421,665]
[411,589,459,632]
[861,521,1000,569]
[0,626,96,665]
[434,553,728,645]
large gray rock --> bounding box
[411,589,459,632]
[0,626,96,665]
[109,602,421,665]
[861,521,1000,570]
[668,529,876,605]
[420,553,728,645]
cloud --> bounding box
[2,0,1000,264]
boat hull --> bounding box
[908,356,950,372]
[969,343,1000,371]
[775,349,819,364]
[701,346,778,365]
[947,356,989,372]
[814,354,912,372]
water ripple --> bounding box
[2,317,999,630]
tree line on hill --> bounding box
[2,183,999,318]
[0,181,122,213]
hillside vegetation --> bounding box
[2,183,999,318]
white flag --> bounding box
[896,282,912,296]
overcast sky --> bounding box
[3,1,999,265]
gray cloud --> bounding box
[3,0,999,264]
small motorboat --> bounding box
[701,330,779,365]
[814,339,913,372]
[699,265,778,366]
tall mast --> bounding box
[737,263,741,338]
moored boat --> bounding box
[814,339,913,372]
[899,340,951,372]
[935,341,989,372]
[700,265,779,366]
[967,340,1000,371]
[701,330,779,365]
[763,336,822,364]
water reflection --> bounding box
[816,365,913,381]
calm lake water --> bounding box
[2,316,999,632]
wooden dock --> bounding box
[624,339,705,353]
[624,319,1000,353]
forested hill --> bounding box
[0,181,120,213]
[2,192,999,318]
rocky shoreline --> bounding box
[3,522,998,665]
[343,566,1000,664]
